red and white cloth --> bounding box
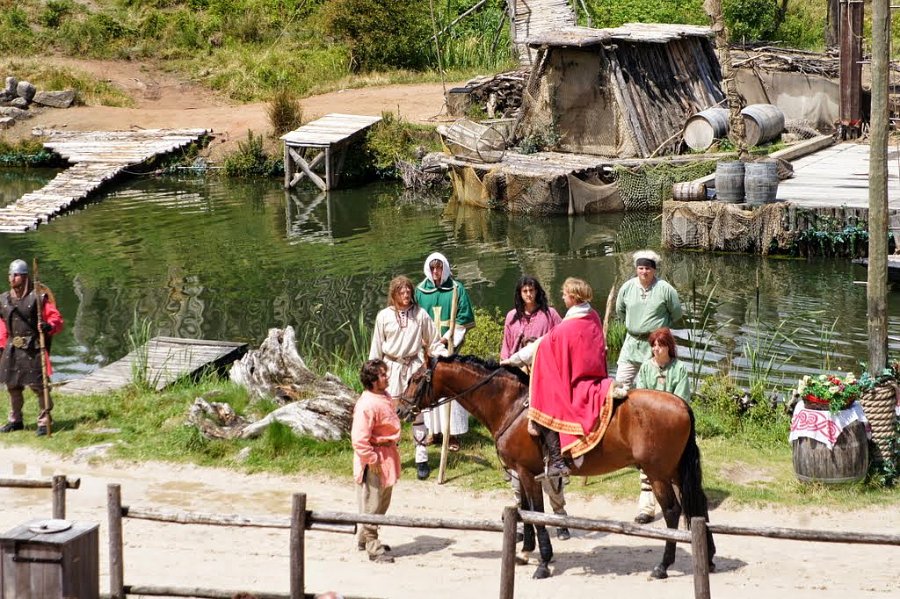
[789,400,871,449]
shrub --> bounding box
[462,307,505,360]
[267,88,303,137]
[320,0,431,71]
[366,111,441,171]
[723,0,779,42]
[222,130,281,177]
[39,0,75,29]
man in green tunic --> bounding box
[413,252,475,480]
[614,250,683,524]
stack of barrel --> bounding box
[679,104,785,205]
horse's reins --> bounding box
[399,358,506,415]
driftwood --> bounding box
[186,393,248,439]
[462,69,529,119]
[229,326,355,441]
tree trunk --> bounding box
[703,0,748,159]
[868,0,890,375]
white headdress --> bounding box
[423,252,451,285]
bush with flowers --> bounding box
[795,372,861,413]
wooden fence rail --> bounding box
[0,474,80,519]
[103,484,900,599]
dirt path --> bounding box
[0,444,896,599]
[8,58,459,161]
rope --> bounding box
[860,382,898,463]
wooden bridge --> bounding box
[61,336,247,396]
[0,128,210,233]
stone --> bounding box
[0,107,29,120]
[0,117,14,130]
[14,81,35,103]
[15,80,36,103]
[4,77,16,95]
[33,90,76,108]
[9,97,28,109]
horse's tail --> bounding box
[678,408,709,524]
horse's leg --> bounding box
[649,481,680,580]
[518,470,552,579]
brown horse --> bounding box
[399,354,716,580]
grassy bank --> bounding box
[1,307,896,510]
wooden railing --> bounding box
[104,484,900,599]
[0,474,81,519]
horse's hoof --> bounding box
[709,560,716,573]
[650,566,668,580]
[532,564,552,579]
[515,555,529,566]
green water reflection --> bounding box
[0,170,896,389]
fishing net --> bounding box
[663,200,789,255]
[613,161,718,211]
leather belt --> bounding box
[627,331,650,341]
[372,441,397,447]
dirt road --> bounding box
[0,445,896,599]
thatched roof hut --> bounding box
[517,23,725,158]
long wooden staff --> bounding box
[437,283,459,485]
[32,258,52,438]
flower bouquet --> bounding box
[795,373,861,413]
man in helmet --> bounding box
[0,259,64,436]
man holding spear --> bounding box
[0,259,64,437]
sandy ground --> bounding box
[0,444,897,599]
[4,58,460,161]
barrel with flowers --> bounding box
[790,373,869,483]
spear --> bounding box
[32,258,52,438]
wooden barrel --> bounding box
[792,420,869,484]
[741,104,785,147]
[682,108,729,151]
[714,160,744,203]
[672,181,707,201]
[744,161,779,205]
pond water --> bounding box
[0,168,897,392]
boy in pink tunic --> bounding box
[351,359,401,563]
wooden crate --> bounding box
[0,520,99,599]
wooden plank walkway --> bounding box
[60,336,247,396]
[281,113,381,191]
[0,128,210,233]
[775,142,900,210]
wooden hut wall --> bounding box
[610,37,724,157]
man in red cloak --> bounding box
[501,277,612,477]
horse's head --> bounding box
[396,357,438,421]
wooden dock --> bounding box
[0,128,210,233]
[775,141,900,209]
[281,113,381,191]
[60,336,247,396]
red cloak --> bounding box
[527,308,613,457]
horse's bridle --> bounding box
[397,356,505,417]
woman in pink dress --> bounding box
[500,276,562,360]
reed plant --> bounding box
[683,270,730,392]
[266,88,303,137]
[127,312,155,391]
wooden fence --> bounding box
[103,485,900,599]
[0,474,81,519]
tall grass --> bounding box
[127,312,156,390]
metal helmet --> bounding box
[8,259,28,276]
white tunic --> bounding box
[369,305,447,398]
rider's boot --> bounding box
[539,425,570,478]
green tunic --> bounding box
[635,358,691,402]
[615,277,682,365]
[415,277,475,339]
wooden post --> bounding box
[868,0,890,374]
[839,0,864,139]
[283,142,293,188]
[324,146,333,191]
[52,474,65,519]
[499,505,518,599]
[290,493,307,599]
[107,484,125,599]
[690,517,711,599]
